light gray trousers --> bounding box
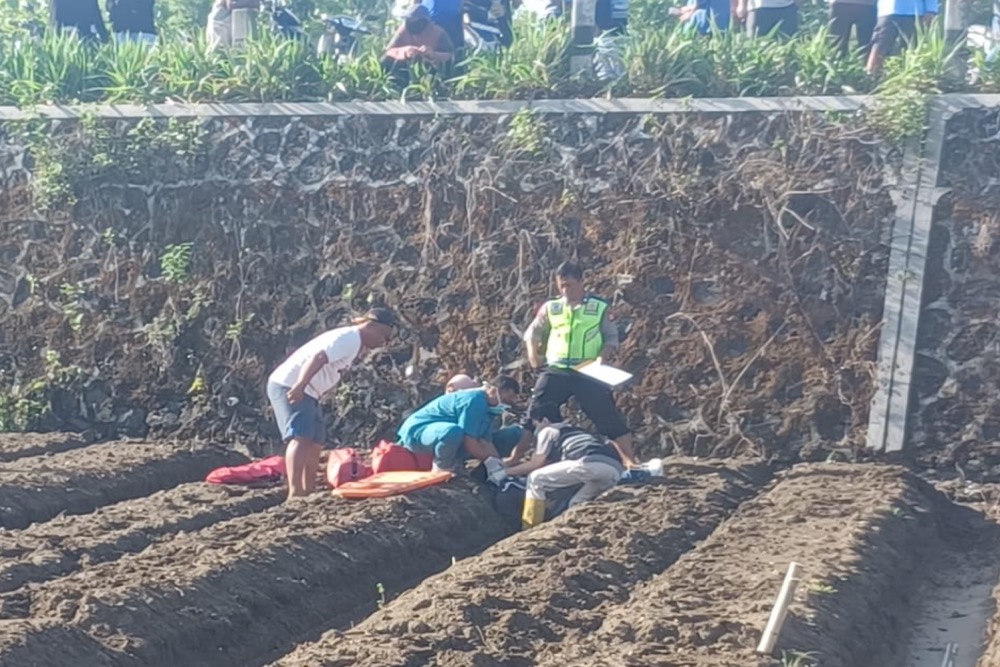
[525,459,621,507]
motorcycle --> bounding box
[464,0,513,54]
[317,14,372,62]
[258,0,308,41]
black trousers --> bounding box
[527,367,629,440]
[746,4,799,39]
[829,2,877,57]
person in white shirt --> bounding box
[266,307,397,500]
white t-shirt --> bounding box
[268,326,362,400]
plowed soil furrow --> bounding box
[0,480,509,667]
[0,432,91,462]
[270,459,771,667]
[0,620,121,667]
[0,483,284,595]
[0,441,246,530]
[535,464,940,667]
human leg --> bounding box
[573,375,636,466]
[829,3,853,57]
[856,4,877,56]
[527,369,574,427]
[523,459,579,528]
[267,381,327,499]
[567,460,622,506]
[405,422,465,471]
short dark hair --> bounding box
[555,262,583,281]
[491,375,521,395]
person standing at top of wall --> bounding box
[735,0,798,38]
[107,0,157,45]
[416,0,465,58]
[828,0,877,58]
[522,262,638,469]
[266,308,398,500]
[866,0,937,74]
[49,0,110,42]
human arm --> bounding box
[598,307,620,362]
[523,303,551,369]
[504,430,533,464]
[734,0,747,21]
[424,28,456,63]
[505,452,548,478]
[385,25,419,60]
[287,351,329,403]
[505,426,557,476]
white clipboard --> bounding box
[573,359,633,388]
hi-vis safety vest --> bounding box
[544,296,608,368]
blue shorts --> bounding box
[267,381,327,445]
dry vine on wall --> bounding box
[0,110,893,461]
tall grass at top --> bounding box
[0,0,994,107]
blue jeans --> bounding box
[266,382,326,445]
[403,424,524,469]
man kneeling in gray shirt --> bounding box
[505,422,624,529]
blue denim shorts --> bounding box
[267,382,327,445]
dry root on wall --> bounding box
[0,110,895,461]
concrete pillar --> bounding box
[944,0,968,81]
[569,0,597,76]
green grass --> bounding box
[0,0,996,110]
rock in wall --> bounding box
[0,109,894,460]
[912,107,1000,479]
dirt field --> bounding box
[4,434,1000,667]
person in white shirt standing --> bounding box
[267,307,398,500]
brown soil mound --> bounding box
[0,440,245,529]
[0,483,283,594]
[0,432,93,462]
[270,459,770,667]
[1,479,508,667]
[537,465,940,667]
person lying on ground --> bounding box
[505,421,624,529]
[381,5,456,86]
[396,375,530,480]
[266,307,397,501]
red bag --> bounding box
[371,440,433,474]
[326,447,374,489]
[206,456,286,485]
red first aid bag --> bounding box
[370,440,433,474]
[206,456,286,485]
[326,447,373,489]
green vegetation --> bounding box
[0,349,86,432]
[0,0,996,112]
[160,242,194,285]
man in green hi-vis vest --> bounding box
[521,262,638,468]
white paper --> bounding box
[574,360,633,388]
